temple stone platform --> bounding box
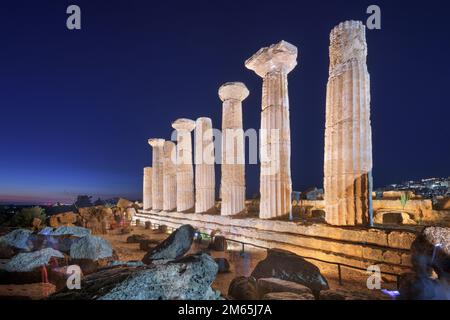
[135,209,417,279]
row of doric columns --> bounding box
[142,21,373,226]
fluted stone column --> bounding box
[172,119,196,213]
[143,167,152,210]
[163,141,177,211]
[148,138,165,211]
[245,40,297,219]
[194,117,216,213]
[324,21,373,226]
[218,82,249,216]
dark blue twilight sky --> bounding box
[1,0,449,204]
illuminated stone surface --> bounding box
[172,119,196,213]
[324,21,373,226]
[218,82,249,216]
[194,117,216,213]
[148,138,165,211]
[143,167,152,210]
[163,141,177,212]
[246,41,297,219]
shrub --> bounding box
[11,206,46,227]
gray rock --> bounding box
[257,278,312,298]
[262,291,315,300]
[142,224,194,263]
[228,276,258,300]
[2,248,64,272]
[70,235,113,261]
[251,249,329,294]
[50,226,91,238]
[108,260,146,267]
[50,253,220,300]
[0,229,33,250]
[319,288,375,300]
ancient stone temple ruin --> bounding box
[195,117,216,213]
[246,41,297,219]
[142,167,152,210]
[148,138,165,211]
[219,82,248,216]
[323,21,373,226]
[172,118,196,213]
[137,22,423,283]
[163,141,177,212]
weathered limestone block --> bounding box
[163,141,177,211]
[324,21,373,226]
[49,212,78,228]
[245,41,297,219]
[218,82,249,216]
[172,119,196,213]
[143,167,152,210]
[194,117,215,213]
[148,138,165,211]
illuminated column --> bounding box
[195,117,216,213]
[218,82,249,216]
[143,167,152,210]
[245,40,297,219]
[163,141,177,211]
[324,21,373,226]
[148,139,165,211]
[172,119,196,213]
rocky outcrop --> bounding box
[228,276,258,300]
[49,253,220,300]
[142,225,194,264]
[251,249,329,294]
[79,207,112,235]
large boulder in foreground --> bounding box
[142,225,194,264]
[251,249,329,294]
[0,248,66,285]
[69,235,115,274]
[0,229,33,250]
[2,248,64,272]
[411,226,450,279]
[49,253,220,300]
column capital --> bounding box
[143,167,152,175]
[218,82,249,102]
[172,118,196,132]
[245,40,298,78]
[148,138,165,148]
[329,21,367,73]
